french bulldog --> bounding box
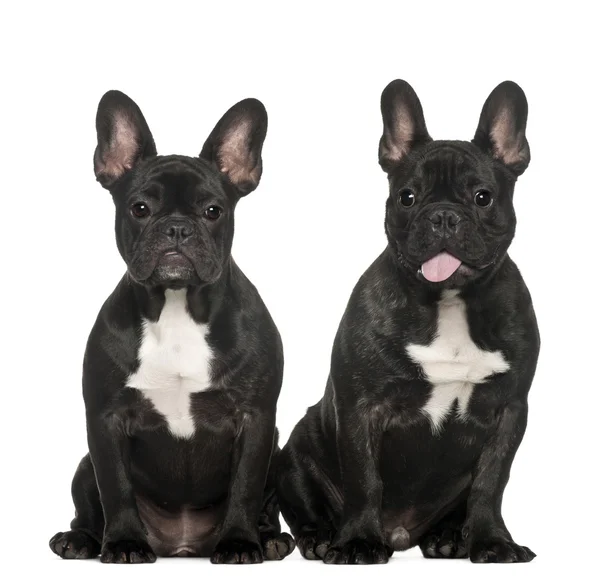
[49,91,294,563]
[277,80,539,564]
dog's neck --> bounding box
[128,259,232,323]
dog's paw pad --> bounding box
[420,527,467,559]
[323,538,389,564]
[100,539,156,564]
[49,530,100,559]
[211,539,263,564]
[262,532,295,560]
[297,529,332,560]
[470,538,536,563]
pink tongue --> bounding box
[421,252,462,282]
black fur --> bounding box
[49,91,294,563]
[277,80,539,564]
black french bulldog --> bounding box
[277,80,539,564]
[49,91,294,563]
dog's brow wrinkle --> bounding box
[143,156,210,181]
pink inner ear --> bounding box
[217,121,260,187]
[490,107,524,165]
[383,103,415,163]
[98,113,140,181]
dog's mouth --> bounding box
[160,250,193,267]
[416,246,501,283]
[128,240,223,287]
[416,250,489,283]
[419,251,463,282]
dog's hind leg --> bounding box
[49,453,104,559]
[258,442,296,561]
[259,470,296,560]
[276,441,336,561]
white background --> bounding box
[1,1,598,582]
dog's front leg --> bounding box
[87,413,156,564]
[211,408,276,564]
[464,399,535,563]
[323,386,390,565]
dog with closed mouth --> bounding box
[277,80,539,564]
[49,91,294,563]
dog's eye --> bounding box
[204,206,223,221]
[399,189,416,207]
[131,202,151,218]
[474,190,493,208]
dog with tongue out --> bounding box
[277,80,540,564]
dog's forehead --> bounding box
[419,142,486,175]
[398,140,494,190]
[134,155,225,197]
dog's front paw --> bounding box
[100,538,156,564]
[323,538,391,564]
[469,536,535,563]
[49,530,101,559]
[261,532,295,561]
[211,539,263,564]
[420,527,467,559]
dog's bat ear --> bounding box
[379,80,431,173]
[473,81,530,176]
[93,91,157,189]
[200,98,268,197]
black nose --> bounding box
[163,220,194,242]
[428,209,462,234]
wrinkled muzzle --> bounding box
[127,217,223,285]
[394,204,497,283]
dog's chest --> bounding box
[406,291,509,432]
[127,289,213,439]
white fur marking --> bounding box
[127,289,213,438]
[406,290,509,432]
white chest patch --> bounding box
[406,290,509,432]
[126,289,213,439]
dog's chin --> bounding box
[152,265,199,288]
[129,252,221,289]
